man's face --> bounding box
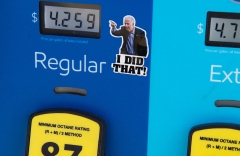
[124,18,134,32]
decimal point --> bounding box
[223,36,226,38]
[58,24,60,26]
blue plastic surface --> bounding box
[149,0,240,155]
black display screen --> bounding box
[39,1,101,38]
[205,11,240,47]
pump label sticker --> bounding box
[109,15,149,76]
[188,125,240,156]
[26,111,105,156]
[111,54,147,76]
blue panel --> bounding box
[149,0,240,155]
[0,0,153,155]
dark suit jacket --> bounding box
[111,26,148,57]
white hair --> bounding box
[123,15,136,25]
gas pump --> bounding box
[149,1,240,156]
[0,0,153,155]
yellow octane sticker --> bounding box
[26,110,105,156]
[188,123,240,156]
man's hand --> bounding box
[109,20,117,28]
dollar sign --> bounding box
[197,23,203,34]
[32,12,38,23]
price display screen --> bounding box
[39,1,101,38]
[205,12,240,47]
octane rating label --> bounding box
[188,124,240,156]
[26,110,105,156]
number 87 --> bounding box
[42,142,82,156]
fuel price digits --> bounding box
[49,11,95,29]
[210,18,240,43]
[215,22,238,39]
[44,5,100,32]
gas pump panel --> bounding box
[0,0,153,155]
[149,0,240,156]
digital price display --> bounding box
[39,1,101,38]
[26,110,106,156]
[205,11,240,47]
[187,123,240,156]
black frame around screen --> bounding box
[205,11,240,48]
